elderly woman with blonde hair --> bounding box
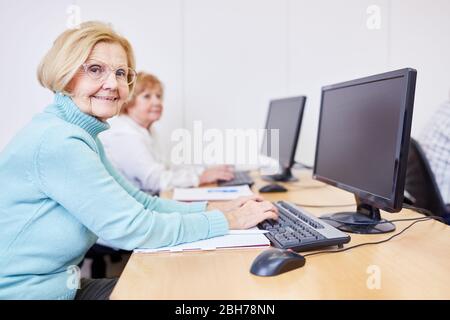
[0,22,277,300]
[100,72,235,193]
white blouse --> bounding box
[100,115,203,193]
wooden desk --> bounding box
[111,170,450,299]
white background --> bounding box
[1,0,449,165]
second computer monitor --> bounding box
[313,68,417,234]
[261,96,306,182]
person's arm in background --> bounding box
[150,127,201,190]
[158,165,201,190]
[101,129,233,194]
[160,164,235,190]
[147,128,235,189]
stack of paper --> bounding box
[134,228,270,253]
[173,185,253,201]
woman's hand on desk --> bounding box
[222,200,278,230]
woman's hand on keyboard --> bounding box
[199,165,235,185]
[223,200,279,230]
[207,195,263,213]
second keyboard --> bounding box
[218,171,254,187]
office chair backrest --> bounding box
[405,138,448,219]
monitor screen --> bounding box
[262,96,305,169]
[314,69,416,211]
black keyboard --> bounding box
[258,201,351,252]
[218,171,254,187]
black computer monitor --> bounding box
[261,96,306,182]
[313,68,417,234]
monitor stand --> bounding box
[319,196,396,234]
[261,167,298,182]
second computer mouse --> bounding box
[250,248,306,276]
[258,183,287,193]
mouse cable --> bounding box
[303,214,445,258]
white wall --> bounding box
[1,0,449,165]
[288,0,390,164]
[0,0,70,150]
[389,0,450,135]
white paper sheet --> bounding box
[134,227,270,253]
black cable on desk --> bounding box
[299,204,445,258]
[303,215,444,258]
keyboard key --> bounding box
[277,238,300,247]
[299,236,317,243]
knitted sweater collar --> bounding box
[48,93,110,138]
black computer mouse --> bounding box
[258,183,287,193]
[250,248,306,276]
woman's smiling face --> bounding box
[68,42,130,121]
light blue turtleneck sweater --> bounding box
[0,93,228,300]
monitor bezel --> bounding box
[313,68,417,213]
[262,96,306,170]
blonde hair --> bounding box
[121,72,164,114]
[37,21,136,95]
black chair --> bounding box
[405,138,449,223]
[81,244,129,278]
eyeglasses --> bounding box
[80,60,137,86]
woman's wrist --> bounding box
[207,203,236,229]
[222,211,237,229]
